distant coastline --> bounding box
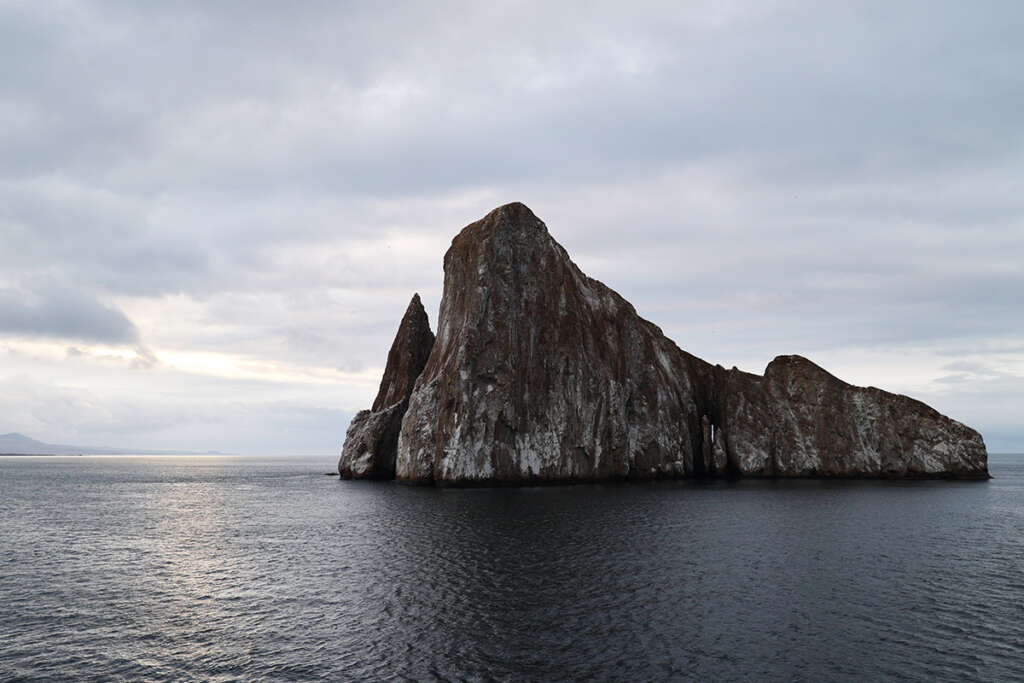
[0,452,228,456]
[0,433,225,456]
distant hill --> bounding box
[0,433,224,456]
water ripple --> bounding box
[1,455,1022,680]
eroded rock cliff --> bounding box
[397,202,709,483]
[350,203,987,484]
[689,355,988,478]
[338,293,435,479]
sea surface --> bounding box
[1,454,1022,681]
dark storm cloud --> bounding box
[0,282,138,344]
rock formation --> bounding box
[343,203,988,485]
[687,355,988,478]
[338,293,435,479]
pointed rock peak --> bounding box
[372,294,435,412]
[339,293,436,479]
[451,202,549,250]
[404,292,425,319]
[484,201,540,224]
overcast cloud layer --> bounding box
[1,1,1021,454]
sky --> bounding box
[1,0,1021,454]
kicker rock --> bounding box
[338,294,435,479]
[398,202,711,484]
[382,202,986,484]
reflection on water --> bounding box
[1,454,1022,680]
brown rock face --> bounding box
[758,356,987,477]
[397,203,710,483]
[692,355,988,478]
[338,294,435,479]
[361,202,986,484]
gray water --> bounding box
[1,454,1022,681]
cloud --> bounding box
[916,372,1024,453]
[0,1,1021,451]
[2,1,1020,198]
[0,281,139,344]
[0,367,359,455]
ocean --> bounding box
[1,453,1022,681]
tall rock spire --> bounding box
[371,293,435,412]
[338,293,435,479]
